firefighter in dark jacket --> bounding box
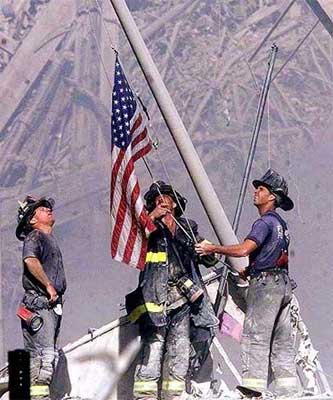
[126,181,218,400]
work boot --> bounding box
[276,392,307,399]
[261,392,275,400]
[134,397,157,400]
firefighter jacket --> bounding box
[126,217,219,329]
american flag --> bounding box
[110,56,155,270]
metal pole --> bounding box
[0,205,4,364]
[109,0,248,273]
[272,20,319,83]
[248,0,295,63]
[233,44,278,234]
[214,45,278,314]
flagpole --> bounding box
[0,205,4,363]
[232,44,278,234]
[109,0,248,275]
[214,45,278,314]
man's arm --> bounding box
[24,257,58,302]
[195,239,258,258]
[195,237,218,268]
[148,204,170,222]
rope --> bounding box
[135,92,198,244]
[143,142,242,274]
[150,148,198,243]
[85,0,224,253]
[94,0,119,54]
[83,5,188,238]
[142,157,154,181]
[140,160,195,242]
[85,0,115,91]
[141,123,198,244]
[272,20,319,82]
[267,85,271,169]
[228,35,260,93]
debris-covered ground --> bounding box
[0,0,333,392]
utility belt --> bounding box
[22,290,62,311]
[167,275,204,311]
[249,267,288,280]
[126,273,204,323]
[17,290,63,333]
[249,250,289,280]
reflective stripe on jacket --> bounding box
[126,218,218,329]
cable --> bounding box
[267,85,271,169]
[85,0,115,91]
[135,91,198,243]
[94,0,119,54]
[151,148,198,243]
[89,0,212,248]
[272,20,319,82]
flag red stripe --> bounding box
[137,241,147,271]
[111,190,129,258]
[111,127,148,210]
[110,57,152,269]
[111,158,135,256]
[130,113,143,135]
[137,210,149,270]
[122,221,137,265]
[123,181,141,264]
[111,144,150,259]
[131,128,148,149]
[110,149,126,206]
[133,143,152,162]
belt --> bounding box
[249,268,288,280]
[25,290,63,309]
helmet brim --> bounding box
[16,198,55,241]
[252,180,294,211]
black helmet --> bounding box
[144,181,187,217]
[252,169,294,211]
[16,196,55,241]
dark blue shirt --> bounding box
[22,230,67,295]
[246,211,289,272]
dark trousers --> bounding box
[241,272,298,395]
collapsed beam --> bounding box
[306,0,333,39]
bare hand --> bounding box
[238,268,249,281]
[149,203,170,221]
[195,239,215,256]
[46,283,58,303]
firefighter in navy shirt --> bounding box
[16,196,66,400]
[195,169,298,397]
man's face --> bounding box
[253,185,275,207]
[155,194,176,213]
[32,206,55,226]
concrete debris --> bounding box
[180,388,333,400]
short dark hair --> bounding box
[272,191,282,208]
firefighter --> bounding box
[16,196,66,400]
[195,169,299,398]
[126,181,219,400]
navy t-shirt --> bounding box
[246,211,289,272]
[22,230,67,295]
